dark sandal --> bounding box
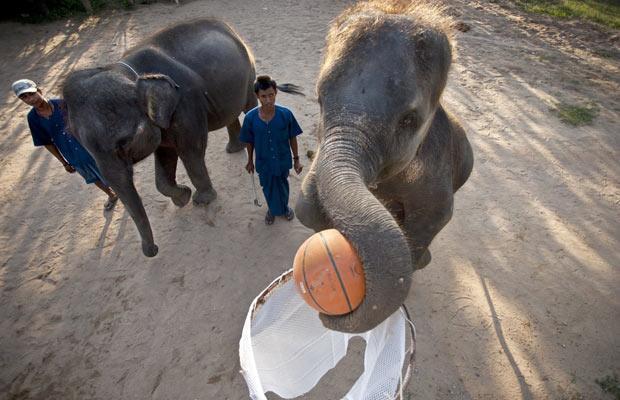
[104,195,118,211]
[285,207,295,221]
[265,210,275,225]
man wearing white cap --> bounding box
[11,79,118,211]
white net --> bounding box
[239,270,415,400]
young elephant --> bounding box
[295,0,474,333]
[63,19,258,257]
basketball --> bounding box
[293,229,365,315]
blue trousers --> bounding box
[74,161,107,185]
[258,171,290,216]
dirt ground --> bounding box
[0,0,618,399]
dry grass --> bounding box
[513,0,620,29]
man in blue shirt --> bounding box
[240,75,303,225]
[12,79,118,211]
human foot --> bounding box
[104,195,118,211]
[265,210,275,225]
[285,207,295,221]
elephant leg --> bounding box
[178,140,217,205]
[154,147,192,207]
[98,154,158,257]
[402,194,453,270]
[225,118,245,153]
[244,91,258,112]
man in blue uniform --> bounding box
[240,75,303,225]
[12,79,118,211]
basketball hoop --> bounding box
[239,269,416,399]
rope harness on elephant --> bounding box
[116,61,140,79]
[115,60,225,122]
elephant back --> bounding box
[127,18,254,90]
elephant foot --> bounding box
[413,249,431,270]
[225,140,245,153]
[171,185,192,207]
[192,188,217,205]
[142,242,159,257]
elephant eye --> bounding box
[398,111,419,130]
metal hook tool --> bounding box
[251,173,262,207]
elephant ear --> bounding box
[136,74,180,129]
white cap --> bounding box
[11,79,38,97]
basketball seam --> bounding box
[302,239,329,314]
[318,232,353,313]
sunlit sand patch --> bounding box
[444,259,549,397]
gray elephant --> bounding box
[295,1,474,333]
[63,19,298,257]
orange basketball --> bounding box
[293,229,365,315]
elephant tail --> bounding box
[277,83,305,96]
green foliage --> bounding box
[596,373,620,400]
[513,0,620,29]
[552,102,599,126]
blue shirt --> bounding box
[239,105,302,176]
[27,99,96,169]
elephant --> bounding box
[63,19,299,257]
[295,1,474,333]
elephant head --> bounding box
[295,5,454,333]
[63,68,181,257]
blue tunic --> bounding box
[239,105,303,177]
[240,105,302,215]
[27,99,106,185]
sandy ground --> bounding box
[0,0,618,399]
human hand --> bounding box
[245,161,255,174]
[294,159,303,175]
[64,164,76,173]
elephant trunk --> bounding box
[97,154,158,257]
[314,130,412,333]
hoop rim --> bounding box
[248,269,417,398]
